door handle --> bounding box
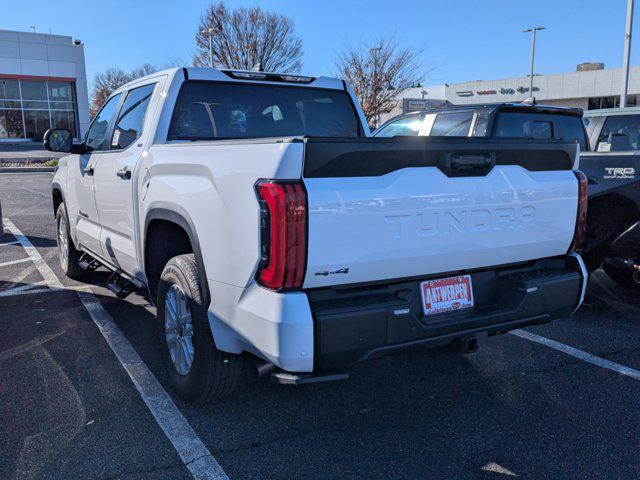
[83,165,94,176]
[117,167,131,180]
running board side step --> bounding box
[78,253,101,272]
[270,370,349,385]
[106,269,139,299]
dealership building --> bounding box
[385,63,640,122]
[0,29,90,142]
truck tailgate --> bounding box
[302,137,579,288]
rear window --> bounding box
[494,111,588,151]
[167,81,360,141]
[596,114,640,152]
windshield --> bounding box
[493,111,588,151]
[168,81,360,141]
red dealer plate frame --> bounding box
[420,274,474,316]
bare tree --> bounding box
[129,63,157,81]
[90,64,157,117]
[335,35,425,128]
[193,1,303,73]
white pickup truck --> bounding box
[46,67,588,402]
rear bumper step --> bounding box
[309,255,585,370]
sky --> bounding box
[3,0,639,91]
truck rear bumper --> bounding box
[208,255,586,374]
[308,255,587,370]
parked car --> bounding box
[375,103,589,149]
[582,107,640,286]
[376,103,640,286]
[45,68,587,402]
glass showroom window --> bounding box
[48,82,77,135]
[0,79,25,139]
[0,78,78,141]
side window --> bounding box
[596,115,640,152]
[431,112,473,136]
[111,83,156,150]
[374,115,424,137]
[85,93,122,151]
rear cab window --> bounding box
[167,81,361,140]
[596,114,640,152]
[493,111,588,151]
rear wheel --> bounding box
[56,203,84,279]
[157,254,242,403]
[602,261,639,288]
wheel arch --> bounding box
[144,204,210,306]
[52,182,65,218]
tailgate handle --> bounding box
[446,153,495,177]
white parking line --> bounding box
[0,257,32,268]
[78,292,228,480]
[2,218,229,480]
[0,330,67,362]
[511,329,640,380]
[2,218,61,288]
[0,287,65,299]
[0,281,46,297]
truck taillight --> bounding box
[569,170,588,252]
[255,180,307,291]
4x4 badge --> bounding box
[315,267,350,276]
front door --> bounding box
[72,92,123,255]
[92,82,157,277]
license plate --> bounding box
[421,274,474,316]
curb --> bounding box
[0,167,56,173]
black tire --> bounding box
[157,254,242,403]
[55,203,85,280]
[602,261,638,288]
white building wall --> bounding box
[444,66,640,106]
[0,29,90,139]
[391,66,640,117]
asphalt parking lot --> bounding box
[2,172,640,480]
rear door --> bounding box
[580,114,640,197]
[92,81,158,276]
[302,137,579,288]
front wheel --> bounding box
[56,203,85,279]
[157,254,242,403]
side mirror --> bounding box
[43,128,73,153]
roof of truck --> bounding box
[115,66,345,93]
